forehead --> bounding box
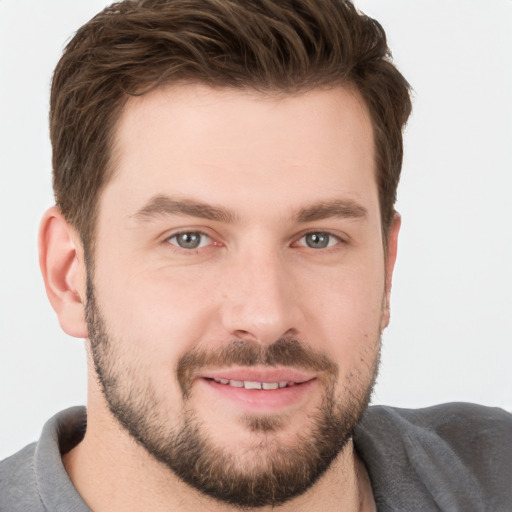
[105,84,377,223]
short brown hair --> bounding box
[50,0,411,255]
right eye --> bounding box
[167,231,212,250]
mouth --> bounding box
[208,378,297,390]
[196,367,318,412]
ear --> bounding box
[39,206,88,338]
[381,212,401,330]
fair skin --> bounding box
[39,85,399,511]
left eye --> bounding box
[168,232,211,250]
[297,232,340,249]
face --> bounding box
[86,85,396,507]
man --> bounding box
[1,0,510,511]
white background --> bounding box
[0,0,511,460]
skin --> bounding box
[39,84,400,511]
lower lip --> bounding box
[198,378,317,412]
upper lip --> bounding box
[197,367,317,384]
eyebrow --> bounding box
[295,199,368,223]
[132,195,237,223]
[132,195,367,224]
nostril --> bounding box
[232,329,258,342]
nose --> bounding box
[219,246,304,345]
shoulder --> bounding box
[361,402,512,453]
[359,402,512,470]
[362,401,512,439]
[355,403,512,511]
[0,407,89,512]
[0,442,46,511]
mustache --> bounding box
[177,338,338,397]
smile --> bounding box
[210,378,294,390]
[198,369,318,412]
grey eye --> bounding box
[170,232,208,249]
[304,232,333,249]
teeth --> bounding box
[244,381,262,390]
[212,378,290,390]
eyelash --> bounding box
[165,230,344,253]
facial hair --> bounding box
[85,279,380,508]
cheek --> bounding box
[93,264,220,356]
[300,263,384,362]
[89,271,209,414]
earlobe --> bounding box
[381,212,401,330]
[39,206,88,338]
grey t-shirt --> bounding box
[1,403,511,511]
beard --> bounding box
[85,280,380,508]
